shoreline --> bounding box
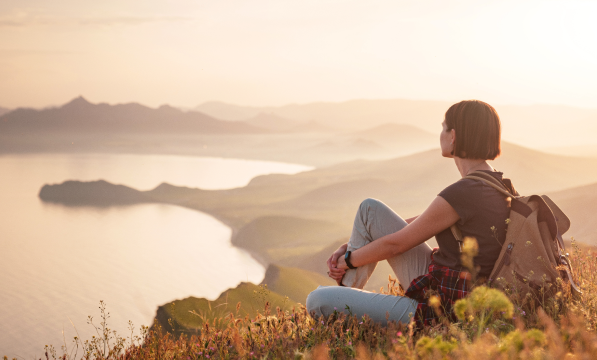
[158,198,273,270]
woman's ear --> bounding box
[450,129,456,155]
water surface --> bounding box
[0,153,312,357]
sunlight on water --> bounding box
[0,154,312,358]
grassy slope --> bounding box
[154,281,298,336]
[260,264,336,304]
[154,264,334,335]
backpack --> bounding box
[449,170,582,299]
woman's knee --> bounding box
[306,286,334,318]
[306,287,324,316]
[359,198,383,212]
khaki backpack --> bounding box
[450,171,581,298]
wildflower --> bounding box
[359,322,363,324]
[334,307,337,310]
[397,331,403,337]
[348,341,352,345]
[461,237,479,272]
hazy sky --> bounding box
[1,0,596,109]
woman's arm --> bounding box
[405,215,419,224]
[337,196,459,269]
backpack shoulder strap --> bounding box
[450,171,514,253]
[464,171,514,198]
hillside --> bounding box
[154,281,298,337]
[351,123,435,142]
[245,112,303,131]
[195,99,597,149]
[0,106,10,117]
[40,142,597,292]
[232,216,347,265]
[39,180,148,206]
[260,264,335,304]
[547,182,597,245]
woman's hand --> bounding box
[336,255,348,270]
[327,243,348,285]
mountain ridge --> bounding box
[0,96,266,135]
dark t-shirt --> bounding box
[433,170,516,277]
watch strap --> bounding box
[344,251,357,269]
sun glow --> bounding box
[0,0,596,108]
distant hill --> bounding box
[541,144,597,158]
[232,216,346,264]
[195,99,597,148]
[352,123,435,142]
[245,112,303,131]
[0,106,10,117]
[349,123,437,151]
[260,264,335,304]
[40,142,597,287]
[290,121,337,133]
[0,96,266,135]
[193,101,263,121]
[548,182,597,245]
[306,138,386,157]
[39,180,149,206]
[195,99,449,131]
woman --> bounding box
[306,100,517,327]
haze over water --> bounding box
[0,153,312,358]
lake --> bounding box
[0,153,312,358]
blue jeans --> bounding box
[306,198,432,325]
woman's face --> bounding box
[440,120,455,158]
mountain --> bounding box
[195,99,597,148]
[192,101,263,121]
[195,99,450,131]
[0,106,10,117]
[0,96,266,135]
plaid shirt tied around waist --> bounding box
[404,248,472,328]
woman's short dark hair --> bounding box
[445,100,501,160]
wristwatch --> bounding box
[344,251,357,269]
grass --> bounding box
[20,240,597,360]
